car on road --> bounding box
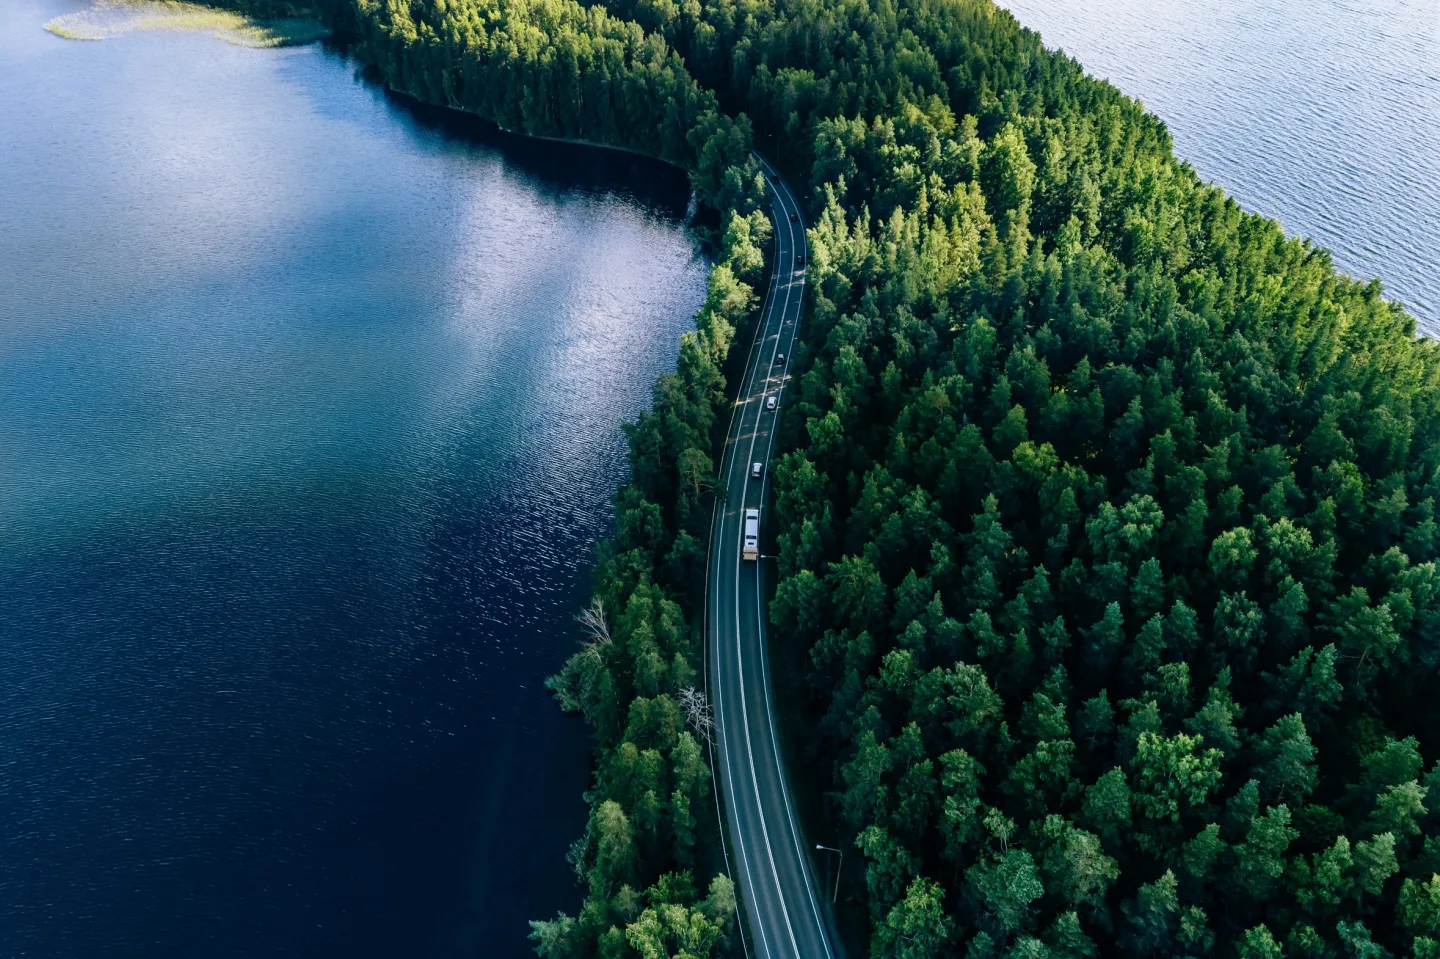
[796,254,804,265]
[790,213,798,222]
[775,352,785,364]
[766,395,777,411]
[751,462,763,479]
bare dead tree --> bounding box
[679,685,714,745]
[575,596,610,652]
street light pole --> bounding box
[815,844,843,903]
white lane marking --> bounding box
[710,156,837,959]
[706,176,789,959]
[752,173,837,958]
[703,512,754,959]
[732,172,802,957]
[717,597,772,959]
[732,226,787,959]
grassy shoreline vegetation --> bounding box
[202,0,1437,955]
[45,0,329,47]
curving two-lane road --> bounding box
[706,158,837,959]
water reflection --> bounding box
[0,3,708,958]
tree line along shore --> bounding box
[213,1,1440,956]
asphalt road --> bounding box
[706,158,837,959]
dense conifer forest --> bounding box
[217,0,1440,955]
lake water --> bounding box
[0,2,708,957]
[1001,0,1440,331]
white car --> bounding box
[766,395,777,411]
[751,462,763,479]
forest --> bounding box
[212,0,1440,955]
[606,0,1440,955]
[218,0,773,954]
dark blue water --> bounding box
[1000,0,1440,331]
[0,2,709,956]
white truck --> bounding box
[742,508,760,561]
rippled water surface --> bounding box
[1001,0,1440,330]
[0,1,708,956]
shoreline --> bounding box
[44,0,329,47]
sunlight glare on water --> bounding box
[0,1,708,956]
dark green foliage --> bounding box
[530,210,763,953]
[346,0,754,209]
[210,0,1440,952]
[220,2,776,952]
[584,0,1440,955]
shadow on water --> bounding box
[384,92,698,221]
[0,6,711,959]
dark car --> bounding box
[769,175,778,184]
[795,254,804,265]
[790,213,798,222]
[775,353,786,364]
